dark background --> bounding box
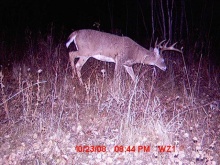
[0,0,219,63]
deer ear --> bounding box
[153,48,159,56]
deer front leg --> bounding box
[114,58,124,81]
[123,65,136,82]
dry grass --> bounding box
[0,32,219,165]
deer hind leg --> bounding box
[69,55,77,78]
[75,56,89,85]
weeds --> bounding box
[0,31,219,164]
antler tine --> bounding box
[160,41,182,54]
[156,39,166,48]
[154,38,158,48]
[163,39,170,48]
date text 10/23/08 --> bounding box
[75,145,178,153]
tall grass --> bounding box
[0,29,219,164]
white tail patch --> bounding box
[66,33,77,49]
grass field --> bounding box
[0,31,219,164]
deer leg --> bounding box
[69,55,77,78]
[114,60,123,80]
[123,65,136,82]
[75,56,89,85]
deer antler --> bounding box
[155,40,183,54]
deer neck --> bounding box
[136,47,151,64]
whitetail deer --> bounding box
[66,29,182,84]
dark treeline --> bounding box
[0,0,219,65]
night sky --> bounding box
[0,0,152,37]
[0,0,219,61]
